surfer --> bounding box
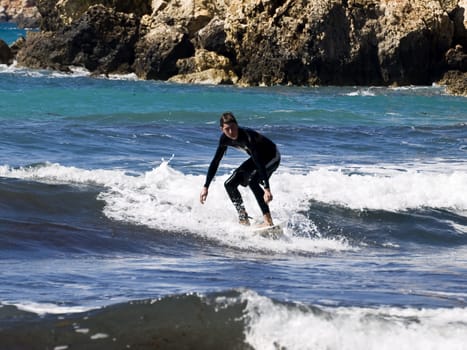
[199,112,280,227]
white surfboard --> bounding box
[252,223,284,240]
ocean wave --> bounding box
[1,289,466,350]
[298,165,467,212]
[1,161,466,252]
[0,162,352,254]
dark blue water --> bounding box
[1,25,467,349]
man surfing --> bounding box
[199,112,280,227]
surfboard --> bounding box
[252,223,284,240]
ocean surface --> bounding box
[1,25,467,349]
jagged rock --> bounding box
[451,0,467,48]
[0,0,41,28]
[169,68,238,85]
[17,5,139,74]
[376,0,455,85]
[15,31,70,71]
[9,36,26,57]
[131,0,227,80]
[440,43,467,96]
[445,44,467,71]
[14,5,41,28]
[150,0,225,34]
[196,17,229,57]
[0,39,13,64]
[176,49,232,73]
[438,70,467,96]
[133,22,194,79]
[35,0,62,31]
[223,0,458,86]
[10,0,467,94]
[36,0,150,31]
[169,48,238,84]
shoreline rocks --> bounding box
[16,5,140,73]
[3,0,467,95]
[0,38,13,64]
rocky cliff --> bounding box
[5,0,467,94]
[0,0,40,27]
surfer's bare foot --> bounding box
[259,213,274,227]
[239,218,250,226]
[239,210,250,226]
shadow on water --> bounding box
[0,177,200,258]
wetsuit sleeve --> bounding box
[203,141,227,188]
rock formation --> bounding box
[16,4,139,73]
[6,0,467,95]
[0,38,13,64]
[0,0,41,27]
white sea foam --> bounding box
[0,61,141,81]
[240,290,467,350]
[3,301,93,315]
[0,62,91,79]
[299,166,467,212]
[1,160,466,252]
[90,333,109,340]
[346,88,376,96]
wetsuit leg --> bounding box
[224,159,256,217]
[249,155,281,215]
[248,175,269,214]
[225,155,280,217]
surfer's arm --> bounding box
[200,142,226,204]
[204,143,226,188]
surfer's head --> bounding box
[220,112,239,140]
[220,112,238,127]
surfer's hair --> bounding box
[220,112,238,126]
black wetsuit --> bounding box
[204,127,280,216]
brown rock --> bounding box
[133,22,194,80]
[0,39,13,65]
[451,0,467,48]
[222,0,457,86]
[196,17,229,56]
[0,0,41,28]
[9,36,26,57]
[36,0,150,31]
[13,0,467,93]
[15,31,70,71]
[17,5,139,74]
[445,44,467,71]
[169,48,238,84]
[169,68,238,85]
[437,70,467,96]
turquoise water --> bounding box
[0,22,29,44]
[1,24,467,349]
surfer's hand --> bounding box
[200,187,208,204]
[263,188,273,203]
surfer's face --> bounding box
[221,122,238,140]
